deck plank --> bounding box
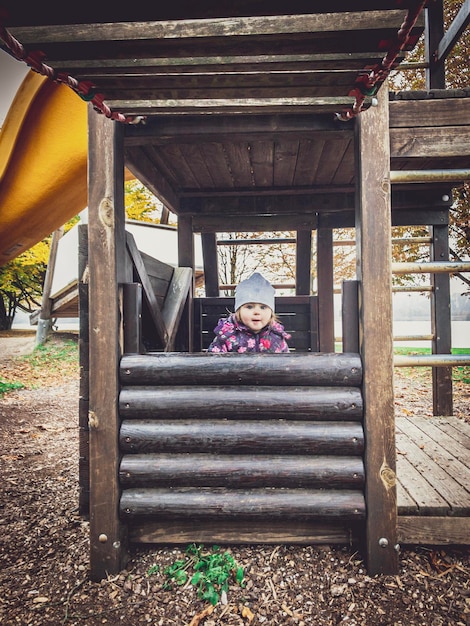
[395,440,449,515]
[431,416,470,451]
[398,416,470,490]
[405,417,470,460]
[396,417,470,516]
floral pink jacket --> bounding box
[207,314,290,353]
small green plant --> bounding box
[0,379,25,398]
[148,543,245,606]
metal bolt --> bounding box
[379,537,389,548]
[98,534,108,543]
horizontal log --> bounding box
[120,419,364,454]
[119,454,364,488]
[129,519,360,545]
[119,386,363,420]
[120,488,366,519]
[120,352,362,386]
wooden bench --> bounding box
[193,295,319,352]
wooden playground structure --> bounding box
[1,2,469,581]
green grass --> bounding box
[0,335,79,395]
[21,338,79,369]
[0,379,25,398]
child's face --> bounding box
[238,302,272,333]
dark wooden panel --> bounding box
[120,419,365,454]
[120,487,366,518]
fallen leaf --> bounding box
[242,606,255,622]
[188,604,214,626]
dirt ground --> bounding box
[0,331,469,625]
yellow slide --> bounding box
[0,71,88,265]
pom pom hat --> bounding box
[234,272,275,312]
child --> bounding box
[208,272,290,353]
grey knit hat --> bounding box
[234,273,275,312]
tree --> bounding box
[0,238,49,330]
[389,1,470,293]
[217,231,298,295]
[125,180,173,225]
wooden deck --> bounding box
[396,415,470,546]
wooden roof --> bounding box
[2,2,468,226]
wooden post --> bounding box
[201,232,219,296]
[87,107,129,581]
[425,0,445,89]
[342,280,359,353]
[177,214,194,351]
[355,82,398,574]
[35,226,64,346]
[78,223,90,516]
[430,224,453,415]
[123,283,142,354]
[317,227,335,352]
[296,229,312,295]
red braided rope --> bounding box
[337,1,428,121]
[0,23,143,124]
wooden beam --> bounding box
[125,146,179,213]
[125,113,353,145]
[355,82,398,574]
[180,195,323,215]
[87,107,128,581]
[389,98,470,128]
[108,96,372,116]
[390,126,470,158]
[193,214,318,233]
[11,11,415,44]
[54,51,395,74]
[398,516,470,546]
[129,519,358,546]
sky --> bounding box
[0,48,30,126]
